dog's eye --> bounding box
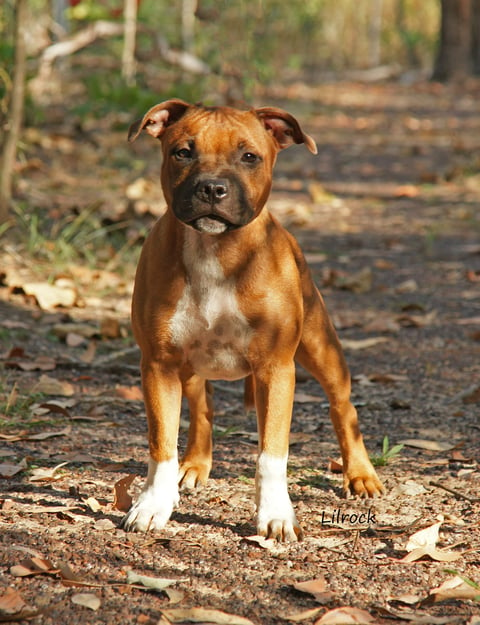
[241,152,259,164]
[175,148,192,160]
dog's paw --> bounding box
[178,460,211,490]
[257,514,303,542]
[121,487,179,532]
[344,468,385,498]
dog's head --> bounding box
[128,99,317,235]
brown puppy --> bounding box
[122,99,384,541]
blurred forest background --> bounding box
[0,0,479,257]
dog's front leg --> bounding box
[122,360,182,532]
[254,362,303,541]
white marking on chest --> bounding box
[169,233,252,380]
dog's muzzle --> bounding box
[173,175,253,235]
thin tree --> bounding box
[0,0,28,224]
[122,0,138,86]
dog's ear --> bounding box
[255,107,317,154]
[128,99,191,142]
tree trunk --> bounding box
[0,0,28,224]
[432,0,472,81]
[122,0,138,86]
[472,0,480,73]
[368,0,383,67]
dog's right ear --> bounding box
[128,99,191,142]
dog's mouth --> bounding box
[187,214,239,234]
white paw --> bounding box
[256,452,303,542]
[121,457,179,532]
[122,488,178,532]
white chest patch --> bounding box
[169,233,253,380]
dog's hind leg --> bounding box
[179,375,214,489]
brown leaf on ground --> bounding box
[4,353,56,371]
[327,458,344,473]
[400,546,463,563]
[161,607,256,625]
[399,518,463,562]
[84,496,102,513]
[342,337,389,350]
[406,519,443,551]
[0,458,27,478]
[33,375,75,396]
[11,557,58,577]
[22,281,77,310]
[79,339,97,363]
[115,385,143,400]
[100,317,121,338]
[399,439,457,451]
[29,462,69,482]
[0,587,41,621]
[314,606,376,624]
[425,576,480,604]
[37,400,74,417]
[0,587,27,615]
[25,426,71,441]
[71,593,101,611]
[293,576,335,604]
[113,474,137,512]
[284,607,323,622]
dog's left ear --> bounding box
[128,99,191,142]
[255,107,317,154]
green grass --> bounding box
[5,201,142,277]
[0,382,50,429]
[370,436,404,467]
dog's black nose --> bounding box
[195,179,228,203]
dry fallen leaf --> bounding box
[294,392,324,403]
[406,519,443,551]
[0,458,27,478]
[79,340,97,364]
[400,517,463,563]
[5,355,56,372]
[22,281,77,310]
[115,385,143,400]
[0,587,40,620]
[29,461,69,483]
[314,606,376,624]
[84,496,102,513]
[126,570,185,592]
[93,519,116,531]
[243,535,278,550]
[37,400,74,417]
[33,375,75,397]
[66,332,86,347]
[426,575,480,603]
[0,587,27,615]
[401,546,462,563]
[71,593,101,611]
[284,607,323,623]
[100,317,121,338]
[327,458,343,473]
[161,607,256,625]
[293,576,334,604]
[52,322,99,340]
[341,337,389,351]
[399,439,457,452]
[113,474,137,512]
[10,557,58,577]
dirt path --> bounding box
[1,81,479,624]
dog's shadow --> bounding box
[170,511,255,538]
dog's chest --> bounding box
[169,236,252,380]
